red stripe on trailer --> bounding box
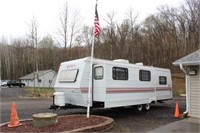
[156,87,172,91]
[79,87,172,94]
[80,88,88,93]
[106,88,155,94]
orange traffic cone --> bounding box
[174,102,180,118]
[8,101,22,127]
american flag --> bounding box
[94,3,100,36]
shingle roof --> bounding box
[19,69,56,80]
[173,49,200,66]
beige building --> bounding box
[173,49,200,118]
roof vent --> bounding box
[113,59,129,64]
[135,62,143,66]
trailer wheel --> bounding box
[144,104,151,111]
[137,105,143,112]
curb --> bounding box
[0,115,114,132]
[65,115,114,133]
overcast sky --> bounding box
[0,0,184,40]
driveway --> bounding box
[0,86,26,100]
[0,87,186,132]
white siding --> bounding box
[38,72,55,87]
[189,72,200,118]
[22,71,56,87]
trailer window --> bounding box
[159,76,167,85]
[139,70,151,81]
[94,66,103,80]
[113,67,128,80]
[59,69,79,82]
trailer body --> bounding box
[54,57,172,108]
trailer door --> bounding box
[93,64,105,102]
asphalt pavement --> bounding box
[0,87,190,132]
[147,117,200,133]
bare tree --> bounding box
[1,0,200,81]
[38,35,57,70]
[68,9,82,59]
[102,10,118,59]
[28,16,40,96]
[126,8,139,63]
[56,1,69,60]
[0,38,11,79]
[56,1,83,60]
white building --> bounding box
[173,49,200,118]
[20,69,57,87]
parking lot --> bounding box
[0,87,186,132]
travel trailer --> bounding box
[52,57,172,111]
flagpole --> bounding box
[87,0,99,118]
[87,33,95,118]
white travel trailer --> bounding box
[53,57,172,111]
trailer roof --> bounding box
[84,57,170,71]
[60,57,170,71]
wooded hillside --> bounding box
[0,0,199,80]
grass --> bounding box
[22,87,55,99]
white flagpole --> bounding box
[87,33,95,118]
[87,0,99,118]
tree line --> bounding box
[1,0,200,80]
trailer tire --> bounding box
[137,105,143,112]
[144,104,151,111]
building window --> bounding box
[94,66,103,80]
[113,67,128,80]
[38,79,42,82]
[159,76,167,85]
[139,70,151,81]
